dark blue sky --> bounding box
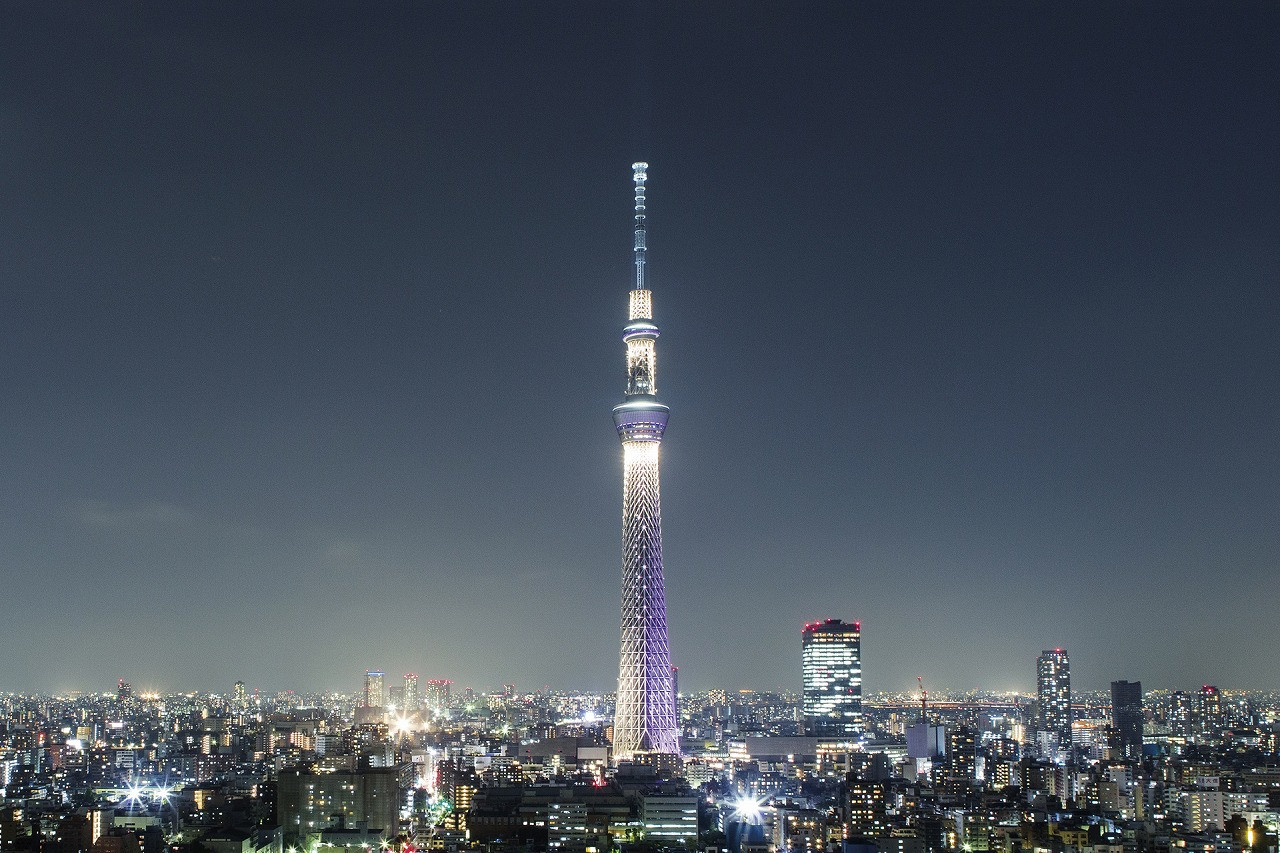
[1,3,1277,695]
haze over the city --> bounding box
[1,3,1277,695]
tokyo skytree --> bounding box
[611,162,679,759]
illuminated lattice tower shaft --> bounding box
[611,162,679,759]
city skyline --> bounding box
[6,672,1274,703]
[12,652,1271,704]
[3,651,1275,853]
[2,4,1278,695]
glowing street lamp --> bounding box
[731,795,764,823]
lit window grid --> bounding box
[802,630,862,731]
[1036,650,1071,740]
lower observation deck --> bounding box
[613,397,669,442]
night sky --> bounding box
[2,3,1277,696]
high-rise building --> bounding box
[403,673,420,712]
[944,726,978,787]
[641,795,699,845]
[1197,685,1222,735]
[1036,649,1071,756]
[802,619,863,737]
[1169,690,1193,735]
[845,774,889,840]
[612,162,679,760]
[277,764,413,841]
[1168,690,1192,734]
[438,758,481,833]
[364,670,386,708]
[424,679,452,712]
[1110,680,1143,760]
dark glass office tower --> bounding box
[1111,679,1143,760]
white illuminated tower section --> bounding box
[612,162,679,759]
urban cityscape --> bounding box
[2,653,1278,853]
[4,7,1277,853]
[3,162,1279,853]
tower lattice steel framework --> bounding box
[611,162,679,759]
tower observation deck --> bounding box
[611,162,679,759]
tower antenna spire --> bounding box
[632,162,647,291]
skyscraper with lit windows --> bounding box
[802,618,863,737]
[424,678,451,712]
[364,670,386,708]
[1169,690,1192,735]
[1197,684,1222,735]
[612,162,679,759]
[403,673,421,712]
[1036,649,1071,755]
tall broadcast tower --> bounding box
[611,162,679,759]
